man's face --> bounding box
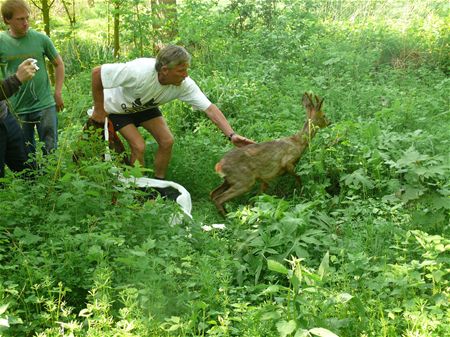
[159,63,189,86]
[5,8,30,37]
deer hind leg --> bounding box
[288,171,302,187]
[210,180,232,215]
[211,179,255,216]
[210,180,230,201]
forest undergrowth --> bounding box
[0,1,449,336]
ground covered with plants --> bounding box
[0,0,449,336]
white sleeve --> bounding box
[101,63,139,89]
[179,78,212,111]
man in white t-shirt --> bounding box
[90,45,253,182]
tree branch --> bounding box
[29,0,42,11]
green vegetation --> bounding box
[1,0,449,336]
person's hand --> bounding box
[54,91,64,112]
[90,108,107,124]
[231,134,255,147]
[15,59,37,83]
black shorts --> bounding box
[108,107,162,131]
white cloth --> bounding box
[101,58,211,114]
[117,174,192,218]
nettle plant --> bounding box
[231,196,336,286]
[261,255,343,337]
[362,229,450,337]
[313,120,450,230]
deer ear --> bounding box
[302,92,309,107]
[317,97,324,111]
[313,95,320,106]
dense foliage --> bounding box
[0,0,449,336]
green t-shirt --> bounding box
[0,28,58,114]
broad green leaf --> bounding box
[260,284,281,296]
[0,318,9,328]
[400,185,425,202]
[261,311,281,321]
[0,304,8,315]
[87,245,104,261]
[129,249,146,257]
[395,147,429,168]
[268,260,289,275]
[336,293,353,303]
[59,172,74,182]
[142,238,156,250]
[318,251,330,279]
[342,168,374,189]
[79,309,92,317]
[428,195,450,210]
[291,273,301,293]
[166,324,181,332]
[309,327,339,337]
[276,320,296,337]
[301,236,322,245]
[294,329,309,337]
[13,228,42,245]
[431,270,445,283]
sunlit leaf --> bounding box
[294,329,310,337]
[260,284,281,296]
[309,327,339,337]
[318,251,330,280]
[268,260,289,275]
[0,304,8,315]
[276,320,296,337]
[336,292,353,303]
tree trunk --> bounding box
[151,0,177,53]
[113,0,121,58]
[61,0,76,26]
[134,2,144,56]
[30,0,55,83]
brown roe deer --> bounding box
[210,92,330,215]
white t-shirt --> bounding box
[101,58,212,114]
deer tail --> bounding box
[215,162,225,177]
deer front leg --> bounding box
[259,180,269,193]
[285,163,302,187]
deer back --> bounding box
[216,137,303,181]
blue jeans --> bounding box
[20,106,58,155]
[0,111,29,178]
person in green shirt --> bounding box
[0,0,65,155]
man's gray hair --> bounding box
[155,45,191,72]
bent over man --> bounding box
[90,45,254,180]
